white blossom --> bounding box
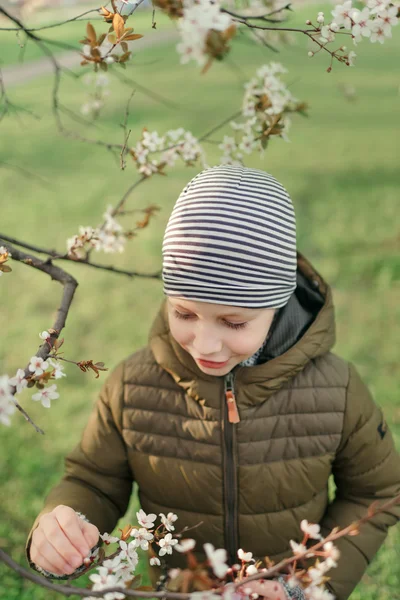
[136,509,157,529]
[32,384,59,408]
[158,533,178,556]
[246,564,258,575]
[370,19,390,42]
[131,527,153,550]
[9,369,28,394]
[175,538,196,553]
[347,50,357,66]
[204,543,229,578]
[39,331,50,340]
[300,520,321,540]
[90,567,126,600]
[150,556,161,566]
[352,7,373,39]
[102,555,123,571]
[331,1,355,29]
[289,540,307,556]
[305,586,335,600]
[100,532,120,545]
[48,358,66,380]
[119,539,139,567]
[28,356,48,376]
[160,512,178,532]
[237,549,254,562]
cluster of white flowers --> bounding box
[0,332,67,426]
[81,73,111,118]
[308,0,399,64]
[286,520,340,600]
[87,509,183,598]
[176,0,234,67]
[130,128,205,177]
[67,207,126,258]
[219,62,298,165]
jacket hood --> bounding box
[149,253,336,409]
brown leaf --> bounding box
[0,264,12,273]
[119,51,131,63]
[100,6,115,22]
[128,575,142,589]
[108,33,117,44]
[123,33,143,41]
[98,33,107,46]
[121,41,129,53]
[119,524,133,541]
[86,22,97,45]
[221,23,237,41]
[113,12,125,38]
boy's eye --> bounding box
[173,310,247,330]
[224,321,247,330]
[173,310,193,320]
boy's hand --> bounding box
[30,505,99,576]
[242,580,288,600]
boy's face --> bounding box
[167,297,276,376]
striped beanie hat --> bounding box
[162,165,297,309]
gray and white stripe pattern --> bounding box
[162,165,297,308]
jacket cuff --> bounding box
[278,577,307,600]
[29,511,98,580]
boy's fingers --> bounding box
[31,528,76,575]
[55,511,91,557]
[40,514,85,570]
[80,521,100,549]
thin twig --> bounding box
[0,7,105,32]
[0,233,161,279]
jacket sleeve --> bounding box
[319,363,400,600]
[25,360,134,567]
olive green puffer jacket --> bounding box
[27,254,400,599]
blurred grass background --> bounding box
[0,1,399,598]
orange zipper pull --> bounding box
[226,390,240,424]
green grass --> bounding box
[0,3,399,599]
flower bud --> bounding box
[327,66,332,73]
[306,19,312,25]
[341,45,347,51]
[308,51,314,57]
[317,14,324,23]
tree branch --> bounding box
[0,238,78,434]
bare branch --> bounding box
[234,493,400,589]
[0,238,78,434]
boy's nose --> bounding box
[192,327,223,356]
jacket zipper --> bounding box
[222,372,240,565]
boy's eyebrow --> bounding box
[174,304,255,318]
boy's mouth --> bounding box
[197,358,229,369]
